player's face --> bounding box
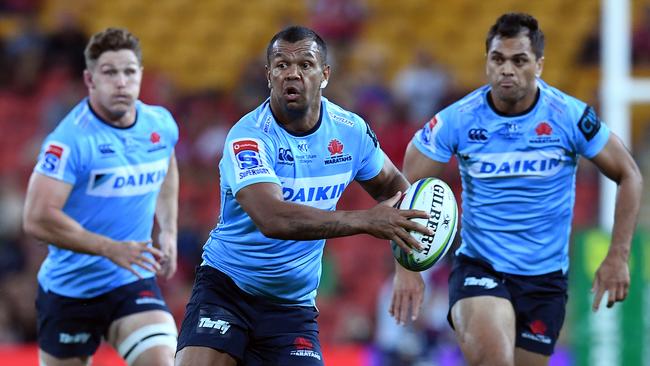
[267,39,330,113]
[486,33,543,106]
[84,49,142,121]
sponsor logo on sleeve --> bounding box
[39,141,70,179]
[420,115,441,144]
[230,138,273,183]
[577,106,601,141]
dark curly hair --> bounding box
[84,27,142,68]
[486,13,545,59]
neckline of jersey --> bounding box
[86,99,139,130]
[486,87,540,118]
[267,100,323,137]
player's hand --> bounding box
[390,263,424,325]
[154,230,177,280]
[591,251,630,311]
[104,240,163,278]
[365,191,431,253]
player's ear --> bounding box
[320,64,330,89]
[83,69,94,89]
[535,56,544,77]
[265,66,271,89]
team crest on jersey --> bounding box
[529,122,560,144]
[324,139,352,165]
[147,131,167,152]
[230,138,272,183]
[39,141,70,179]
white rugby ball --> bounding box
[391,177,458,272]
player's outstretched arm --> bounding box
[23,172,163,277]
[589,133,643,311]
[236,182,431,253]
[154,152,179,280]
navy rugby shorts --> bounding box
[177,265,324,366]
[36,277,170,358]
[448,254,568,355]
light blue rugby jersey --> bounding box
[412,80,610,275]
[202,97,385,306]
[34,98,178,298]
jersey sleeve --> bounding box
[162,107,180,147]
[354,117,386,181]
[34,128,85,185]
[220,125,281,195]
[574,105,610,158]
[411,110,456,163]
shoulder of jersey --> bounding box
[138,102,176,126]
[324,98,360,129]
[538,79,586,118]
[55,101,97,134]
[225,106,270,142]
[451,85,490,115]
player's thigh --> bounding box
[108,310,177,366]
[175,346,237,366]
[515,347,549,366]
[38,350,91,366]
[451,296,516,352]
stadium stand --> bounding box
[0,1,648,364]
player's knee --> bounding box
[39,350,91,366]
[456,332,515,366]
[117,323,177,366]
[130,345,175,366]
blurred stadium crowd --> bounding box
[0,0,649,365]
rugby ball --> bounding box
[391,177,458,272]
